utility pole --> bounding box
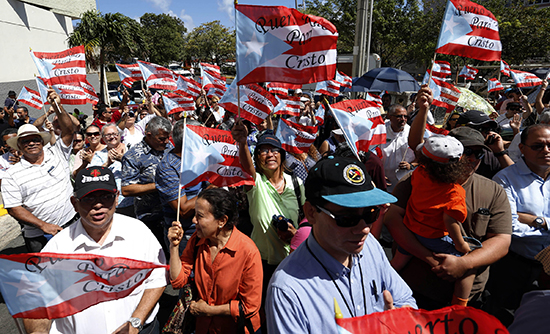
[352,0,368,78]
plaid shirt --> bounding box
[121,139,171,221]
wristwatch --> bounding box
[129,317,143,331]
[494,149,509,157]
[533,217,547,230]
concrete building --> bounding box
[1,0,97,118]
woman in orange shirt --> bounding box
[168,188,262,334]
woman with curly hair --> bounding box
[390,135,477,307]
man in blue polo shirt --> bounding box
[266,155,416,333]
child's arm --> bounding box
[443,213,471,254]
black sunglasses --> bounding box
[316,205,380,228]
[525,143,550,151]
[86,132,100,137]
[464,147,485,160]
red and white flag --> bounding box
[329,99,386,156]
[236,4,338,85]
[365,93,383,108]
[162,93,195,115]
[435,0,501,61]
[315,80,341,97]
[488,78,504,93]
[17,87,43,110]
[184,125,255,188]
[115,63,144,88]
[510,69,542,88]
[81,79,99,104]
[427,77,462,112]
[336,305,508,334]
[53,83,89,105]
[276,118,317,154]
[315,104,325,125]
[500,60,511,76]
[219,80,278,125]
[266,82,301,97]
[30,46,87,85]
[0,252,167,319]
[458,65,478,80]
[137,61,177,91]
[424,123,450,138]
[274,96,301,117]
[199,62,221,79]
[432,60,452,77]
[174,75,201,98]
[335,71,353,89]
[201,66,226,99]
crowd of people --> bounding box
[1,77,550,334]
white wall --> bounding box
[0,0,76,82]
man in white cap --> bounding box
[1,89,76,252]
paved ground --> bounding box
[0,214,179,334]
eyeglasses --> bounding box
[86,132,100,137]
[524,143,550,151]
[103,133,119,138]
[464,147,485,160]
[391,115,408,119]
[258,147,281,155]
[20,136,42,145]
[315,205,380,228]
[78,193,116,205]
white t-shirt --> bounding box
[45,214,168,334]
[122,114,155,149]
[0,152,15,179]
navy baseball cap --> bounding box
[254,130,286,160]
[305,156,396,208]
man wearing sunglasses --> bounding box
[266,156,416,333]
[1,89,78,252]
[488,124,550,325]
[456,110,514,179]
[24,167,167,334]
[385,86,512,312]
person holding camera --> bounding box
[232,120,305,302]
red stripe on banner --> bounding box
[52,60,87,70]
[436,43,501,62]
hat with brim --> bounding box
[254,130,286,160]
[305,155,397,208]
[448,127,491,151]
[456,110,498,128]
[7,124,51,151]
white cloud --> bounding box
[218,0,234,21]
[145,0,171,12]
[179,9,195,30]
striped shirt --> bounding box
[1,140,73,238]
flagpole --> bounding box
[176,113,188,224]
[428,53,437,84]
[235,0,241,119]
[324,97,361,161]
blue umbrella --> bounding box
[353,67,420,93]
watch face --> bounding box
[130,317,141,328]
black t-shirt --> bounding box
[476,151,501,179]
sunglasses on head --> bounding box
[464,147,485,159]
[315,205,380,228]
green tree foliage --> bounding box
[68,10,146,99]
[184,21,236,66]
[140,13,187,65]
[305,0,550,70]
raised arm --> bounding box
[231,119,256,184]
[535,80,548,114]
[408,85,433,150]
[47,88,73,146]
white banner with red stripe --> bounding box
[458,65,478,80]
[274,96,301,117]
[30,46,87,85]
[488,78,504,93]
[162,93,195,115]
[510,69,542,88]
[115,63,144,88]
[17,87,43,110]
[276,118,317,154]
[137,61,177,91]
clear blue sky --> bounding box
[95,0,304,31]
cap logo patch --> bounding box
[343,164,365,185]
[90,169,101,177]
[81,174,110,183]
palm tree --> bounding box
[68,10,147,102]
